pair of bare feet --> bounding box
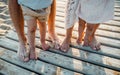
[83,34,101,50]
[17,33,60,62]
[60,33,101,53]
[60,24,101,53]
[17,31,100,61]
[41,33,60,51]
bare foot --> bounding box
[83,34,90,46]
[89,37,101,50]
[83,33,101,50]
[41,42,50,51]
[83,23,100,50]
[76,32,84,45]
[29,48,37,60]
[48,33,61,49]
[60,38,70,53]
[17,44,29,62]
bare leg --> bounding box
[38,21,50,50]
[60,26,74,52]
[76,18,86,45]
[26,19,37,60]
[84,23,101,50]
[47,0,60,49]
[8,0,29,61]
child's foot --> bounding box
[48,33,61,49]
[29,49,37,60]
[17,44,29,62]
[60,38,70,53]
[41,43,50,51]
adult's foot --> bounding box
[29,48,37,60]
[17,44,29,62]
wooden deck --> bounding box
[0,0,120,75]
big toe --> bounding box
[42,45,50,51]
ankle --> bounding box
[64,37,71,43]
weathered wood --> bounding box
[1,38,118,75]
[0,46,82,75]
[6,30,120,60]
[0,57,38,75]
[2,30,120,72]
[0,38,86,75]
[6,29,120,59]
[0,0,120,75]
[0,37,120,75]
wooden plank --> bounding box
[98,24,120,33]
[103,20,120,27]
[2,30,120,71]
[0,0,120,75]
[0,56,38,75]
[115,12,120,17]
[115,1,120,6]
[0,46,82,75]
[6,30,120,60]
[0,38,85,75]
[0,37,120,75]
